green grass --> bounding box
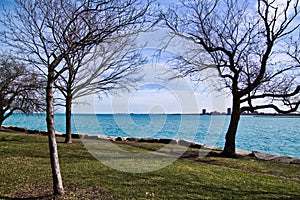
[0,131,300,199]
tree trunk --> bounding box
[0,95,3,128]
[0,112,3,128]
[222,98,241,158]
[46,71,64,195]
[64,94,72,144]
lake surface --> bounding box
[3,113,300,158]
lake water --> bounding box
[3,113,300,158]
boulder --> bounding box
[55,131,64,136]
[27,129,41,134]
[204,145,223,151]
[126,137,140,142]
[72,134,80,139]
[252,151,295,163]
[40,130,48,135]
[290,159,300,164]
[107,136,116,142]
[190,142,204,149]
[178,140,192,147]
[82,135,99,140]
[158,138,177,145]
[138,138,160,143]
[115,137,126,142]
[10,126,28,133]
[235,149,251,156]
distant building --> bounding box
[211,111,222,115]
[227,108,231,115]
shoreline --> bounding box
[2,125,300,164]
[7,112,300,116]
[4,114,299,158]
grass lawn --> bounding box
[0,131,299,199]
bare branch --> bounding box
[162,0,300,157]
[0,54,45,126]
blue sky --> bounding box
[72,0,299,114]
[72,28,231,114]
[8,0,299,114]
[0,1,231,114]
[0,0,14,9]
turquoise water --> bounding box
[3,113,300,158]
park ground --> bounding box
[0,130,300,199]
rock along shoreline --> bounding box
[2,125,300,164]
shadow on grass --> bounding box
[194,184,300,200]
[0,194,53,200]
[0,185,117,200]
[0,136,26,142]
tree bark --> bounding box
[46,70,64,195]
[0,101,3,128]
[0,99,5,128]
[0,111,3,128]
[222,98,241,158]
[64,93,72,144]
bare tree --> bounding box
[1,0,150,195]
[55,28,145,144]
[162,0,300,157]
[287,33,300,66]
[0,54,45,127]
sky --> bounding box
[73,62,230,114]
[2,0,298,114]
[0,0,14,9]
[72,28,231,114]
[0,0,231,114]
[72,0,299,114]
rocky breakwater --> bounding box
[80,134,205,149]
[3,126,300,164]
